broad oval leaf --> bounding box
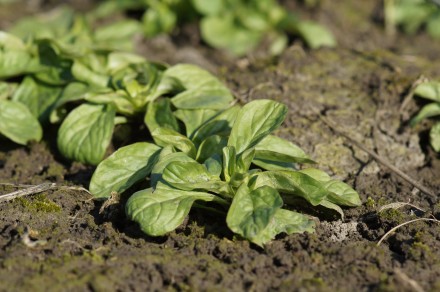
[196,135,227,163]
[430,122,440,152]
[12,76,62,123]
[150,150,196,188]
[89,142,161,198]
[0,100,42,145]
[49,82,91,123]
[250,170,329,206]
[414,81,440,102]
[228,100,287,154]
[191,105,240,146]
[250,209,315,247]
[145,98,180,133]
[171,87,233,110]
[200,15,262,56]
[163,161,224,191]
[174,108,217,137]
[163,64,234,109]
[57,103,115,165]
[226,184,283,245]
[292,21,336,49]
[300,168,361,207]
[255,135,315,164]
[410,102,440,126]
[126,187,215,236]
[252,158,297,171]
[151,127,196,158]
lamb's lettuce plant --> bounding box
[90,99,361,246]
[411,81,440,152]
[93,0,336,56]
[0,20,232,165]
[384,0,440,38]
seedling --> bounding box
[411,81,440,152]
[384,0,440,38]
[93,0,336,56]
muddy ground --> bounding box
[1,0,440,291]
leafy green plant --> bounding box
[384,0,440,38]
[90,99,361,246]
[94,0,336,56]
[411,81,440,152]
[0,14,233,165]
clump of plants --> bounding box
[411,81,440,152]
[0,3,361,246]
[90,99,361,246]
[384,0,440,38]
[93,0,336,56]
[0,7,233,165]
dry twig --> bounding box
[377,218,440,246]
[0,182,91,203]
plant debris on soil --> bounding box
[1,0,440,291]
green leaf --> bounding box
[0,100,42,145]
[57,103,115,165]
[142,2,177,37]
[293,21,336,49]
[151,127,196,158]
[174,108,217,137]
[250,170,329,206]
[89,142,161,198]
[414,82,440,102]
[255,135,315,164]
[319,200,344,219]
[200,15,262,56]
[228,100,287,154]
[410,102,440,125]
[94,19,140,51]
[71,60,109,88]
[250,209,315,246]
[163,64,234,109]
[49,82,91,123]
[12,76,62,123]
[226,184,283,246]
[196,135,227,162]
[33,40,74,85]
[171,86,234,110]
[430,122,440,152]
[0,82,17,100]
[427,15,440,39]
[222,146,236,182]
[0,50,41,78]
[191,0,224,15]
[236,148,255,174]
[145,98,180,133]
[84,91,136,116]
[191,105,240,146]
[204,155,223,177]
[299,168,361,207]
[252,158,297,171]
[126,187,215,236]
[150,150,196,188]
[162,161,228,193]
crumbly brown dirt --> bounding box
[1,0,440,291]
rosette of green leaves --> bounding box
[192,0,336,56]
[90,99,361,246]
[385,0,440,38]
[411,81,440,152]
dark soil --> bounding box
[1,0,440,291]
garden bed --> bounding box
[1,0,439,291]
